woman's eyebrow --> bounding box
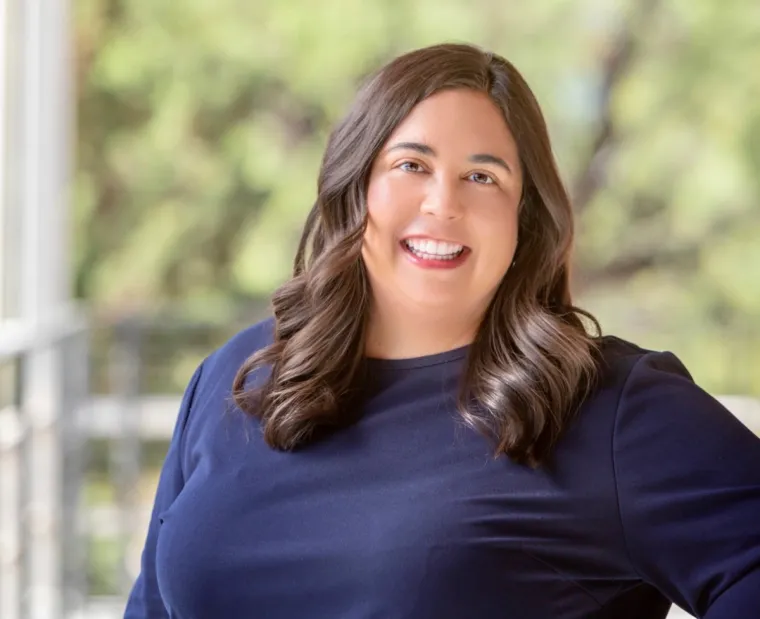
[469,153,512,174]
[385,141,435,156]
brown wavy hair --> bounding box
[232,43,601,468]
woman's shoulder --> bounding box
[593,334,694,394]
[186,316,275,402]
[174,316,275,434]
[588,334,750,444]
[203,316,274,374]
[577,334,716,428]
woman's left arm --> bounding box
[613,351,760,618]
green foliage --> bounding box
[74,0,760,395]
[87,535,121,596]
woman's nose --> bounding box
[419,177,464,220]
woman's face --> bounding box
[363,88,523,317]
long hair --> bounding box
[232,43,601,468]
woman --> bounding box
[125,43,760,619]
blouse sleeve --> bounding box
[613,351,760,618]
[123,361,205,618]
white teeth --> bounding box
[404,238,464,259]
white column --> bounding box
[0,0,8,317]
[1,5,22,619]
[19,0,74,617]
[21,0,74,320]
[0,0,24,322]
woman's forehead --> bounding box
[382,90,519,162]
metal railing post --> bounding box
[59,328,90,615]
[108,319,144,598]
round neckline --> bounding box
[363,344,469,370]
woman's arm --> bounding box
[613,351,760,618]
[123,361,205,618]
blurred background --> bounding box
[1,0,758,617]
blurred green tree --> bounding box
[74,0,760,395]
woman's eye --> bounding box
[399,161,423,173]
[469,172,495,185]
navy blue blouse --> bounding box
[124,318,760,618]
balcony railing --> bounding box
[0,310,89,619]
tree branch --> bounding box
[571,0,664,214]
[575,206,756,293]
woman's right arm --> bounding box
[123,361,205,618]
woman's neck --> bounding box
[364,302,479,360]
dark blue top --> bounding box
[124,318,760,618]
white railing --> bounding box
[76,393,760,439]
[0,311,89,619]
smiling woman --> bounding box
[125,43,760,619]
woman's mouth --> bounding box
[400,238,470,269]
